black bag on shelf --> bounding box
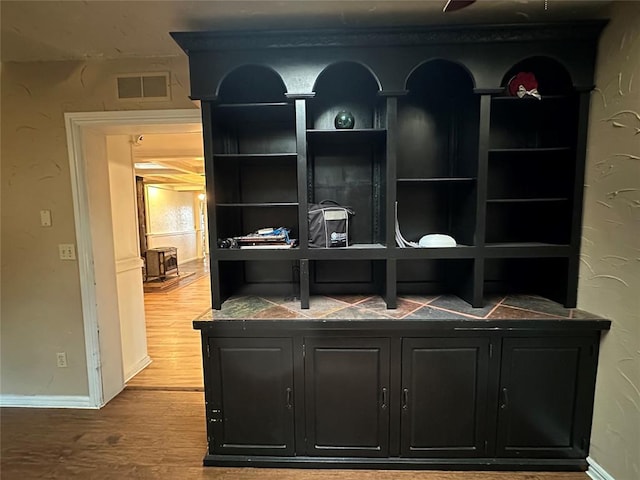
[308,200,355,248]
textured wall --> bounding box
[0,57,194,396]
[579,3,640,479]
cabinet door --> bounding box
[496,337,596,458]
[304,338,390,457]
[401,338,490,457]
[208,337,295,455]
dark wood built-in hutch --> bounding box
[172,21,610,471]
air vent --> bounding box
[116,73,170,101]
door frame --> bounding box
[65,109,202,407]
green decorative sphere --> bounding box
[334,111,355,129]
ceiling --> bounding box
[1,0,611,191]
[1,1,611,63]
[129,129,205,192]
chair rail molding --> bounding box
[116,256,145,274]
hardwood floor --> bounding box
[1,390,589,480]
[127,258,211,390]
[0,259,589,479]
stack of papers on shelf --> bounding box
[234,227,297,249]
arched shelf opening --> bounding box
[405,59,476,93]
[309,61,383,130]
[500,56,574,96]
[209,64,298,246]
[305,61,386,253]
[490,55,578,150]
[485,55,578,252]
[217,64,288,103]
[396,59,479,249]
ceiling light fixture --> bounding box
[134,162,168,170]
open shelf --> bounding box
[306,129,387,146]
[218,259,301,302]
[307,62,387,248]
[213,153,297,160]
[397,181,476,247]
[307,62,386,130]
[214,102,294,118]
[487,146,574,203]
[215,248,300,261]
[485,201,571,245]
[486,198,569,203]
[398,60,478,180]
[484,244,570,258]
[491,94,571,102]
[308,139,386,245]
[308,244,387,260]
[215,201,299,241]
[214,155,298,204]
[395,60,478,251]
[488,147,572,153]
[210,68,295,157]
[196,50,589,310]
[307,128,386,136]
[217,203,299,208]
[484,257,569,305]
[394,246,476,260]
[491,57,578,151]
[211,111,296,155]
[489,100,577,149]
[310,259,385,296]
[216,102,292,108]
[397,258,475,299]
[397,177,476,183]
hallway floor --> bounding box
[127,257,211,390]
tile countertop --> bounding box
[194,294,611,330]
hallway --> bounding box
[127,257,211,390]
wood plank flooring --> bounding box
[0,258,589,479]
[127,258,211,390]
[1,390,589,480]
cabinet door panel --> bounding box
[497,337,595,458]
[209,338,294,455]
[304,338,390,457]
[401,338,490,457]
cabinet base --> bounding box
[203,454,587,471]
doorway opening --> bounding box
[65,109,210,407]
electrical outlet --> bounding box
[56,352,68,368]
[58,244,76,260]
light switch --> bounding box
[40,210,52,227]
[59,244,76,260]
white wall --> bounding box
[579,3,640,480]
[83,129,124,404]
[106,135,149,382]
[145,185,200,265]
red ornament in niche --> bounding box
[507,72,542,100]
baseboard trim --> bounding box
[203,454,587,471]
[587,457,616,480]
[124,355,152,382]
[178,256,199,266]
[0,394,95,409]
